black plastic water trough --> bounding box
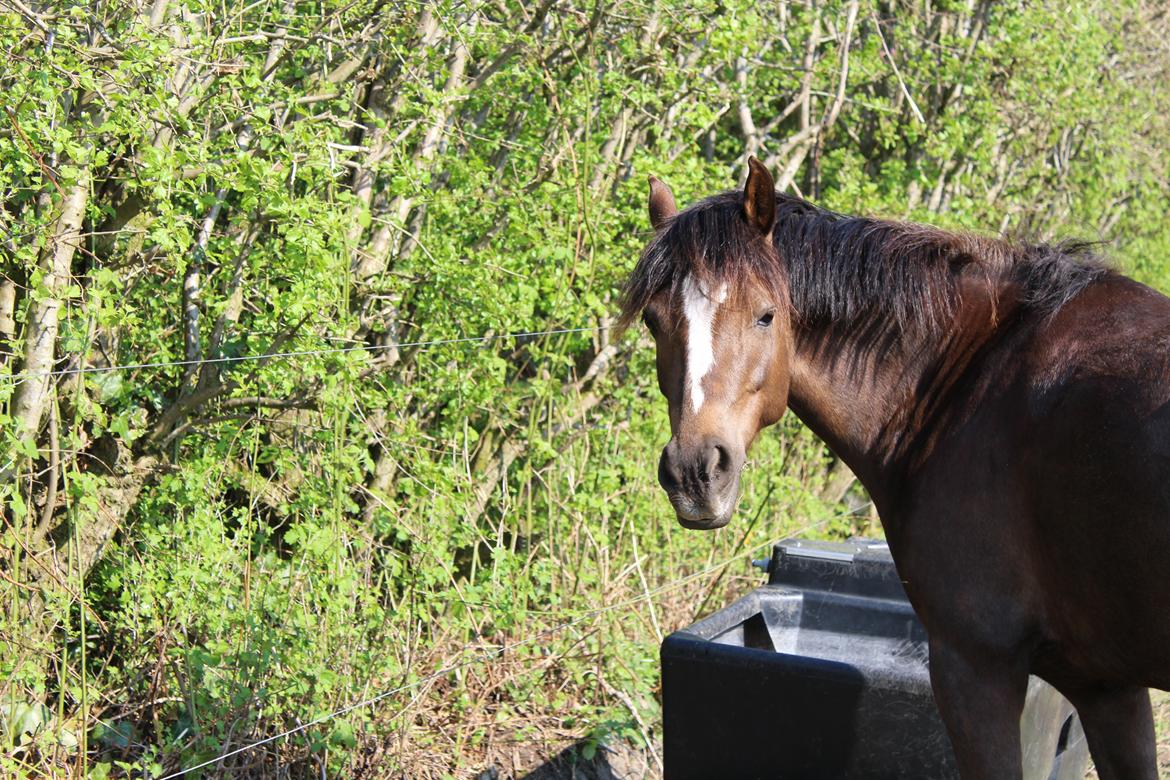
[660,538,1090,779]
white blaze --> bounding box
[681,275,727,414]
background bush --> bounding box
[2,0,1168,776]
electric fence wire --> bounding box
[154,512,847,779]
[0,325,605,384]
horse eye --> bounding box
[756,310,775,328]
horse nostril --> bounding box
[706,442,734,480]
[658,446,683,493]
[717,444,734,474]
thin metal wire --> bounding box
[155,513,840,779]
[0,326,603,385]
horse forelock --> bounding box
[617,192,789,334]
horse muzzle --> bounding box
[658,437,743,530]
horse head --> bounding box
[621,159,792,529]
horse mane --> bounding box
[618,191,1108,335]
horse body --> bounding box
[916,279,1170,777]
[624,160,1170,778]
[795,272,1170,677]
[788,270,1170,776]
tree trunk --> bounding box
[9,172,90,469]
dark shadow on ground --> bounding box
[476,738,655,780]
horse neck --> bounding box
[785,279,1014,512]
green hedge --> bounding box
[1,1,1167,775]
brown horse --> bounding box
[621,158,1170,779]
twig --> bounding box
[4,0,50,33]
[601,677,663,773]
[819,1,859,132]
[32,400,61,546]
[0,567,39,592]
[871,13,925,124]
[630,532,662,644]
[4,106,66,200]
[0,510,109,631]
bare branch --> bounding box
[819,1,859,134]
[871,13,925,124]
[181,188,225,387]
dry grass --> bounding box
[384,591,744,777]
[274,572,765,779]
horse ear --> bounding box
[648,175,678,232]
[743,156,776,238]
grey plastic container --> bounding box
[660,538,1090,779]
